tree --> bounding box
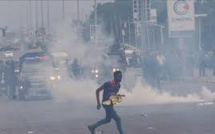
[84,0,215,52]
[87,0,133,42]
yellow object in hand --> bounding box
[102,100,111,105]
[102,94,125,106]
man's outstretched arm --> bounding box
[95,85,104,110]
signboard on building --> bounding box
[167,0,195,37]
[149,8,157,25]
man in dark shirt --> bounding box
[88,70,124,134]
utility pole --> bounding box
[26,5,29,34]
[133,0,151,53]
[63,0,65,20]
[41,0,44,28]
[90,0,102,44]
[94,0,97,45]
[77,0,80,23]
[133,0,141,49]
[90,0,97,44]
[29,0,32,32]
[35,0,39,44]
[133,0,151,66]
[128,17,131,45]
[141,0,151,53]
[47,0,50,35]
[35,0,38,30]
[77,0,80,40]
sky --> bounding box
[0,0,112,32]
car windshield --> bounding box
[22,63,53,73]
[52,52,68,66]
[53,56,67,65]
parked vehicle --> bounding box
[4,51,13,58]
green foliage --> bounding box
[84,0,215,52]
[88,0,132,39]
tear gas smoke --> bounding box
[52,80,97,104]
[120,80,215,106]
[52,75,215,106]
[50,21,87,61]
[120,79,200,106]
[51,21,107,66]
[50,22,215,107]
[156,54,165,65]
[200,86,215,101]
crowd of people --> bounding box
[140,47,215,89]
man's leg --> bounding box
[88,107,112,134]
[88,126,95,134]
[110,107,124,134]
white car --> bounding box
[4,51,14,58]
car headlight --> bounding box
[57,76,61,80]
[113,68,119,72]
[95,69,99,73]
[50,76,56,80]
[15,69,19,73]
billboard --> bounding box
[167,0,195,37]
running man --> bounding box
[88,70,124,134]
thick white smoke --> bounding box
[50,21,215,107]
[120,79,201,106]
[51,21,108,66]
[200,86,215,101]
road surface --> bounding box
[0,80,214,134]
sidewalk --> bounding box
[161,76,215,85]
[192,76,215,84]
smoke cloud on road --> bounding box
[50,21,215,108]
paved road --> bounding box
[0,80,214,134]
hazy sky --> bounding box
[0,0,111,32]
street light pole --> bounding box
[195,14,207,50]
[155,24,164,50]
[199,18,201,50]
[151,24,164,53]
[160,25,164,53]
[94,0,97,45]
